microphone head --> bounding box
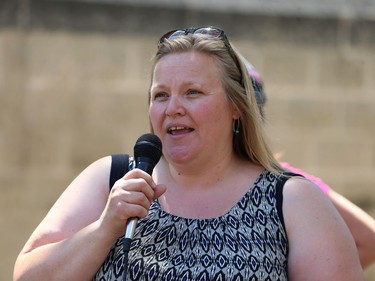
[134,133,162,164]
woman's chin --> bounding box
[165,149,194,165]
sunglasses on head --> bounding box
[159,26,229,45]
[158,26,242,76]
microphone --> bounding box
[123,134,162,267]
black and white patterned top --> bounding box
[94,170,289,281]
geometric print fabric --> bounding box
[94,170,288,281]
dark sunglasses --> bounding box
[158,26,242,77]
[159,26,230,46]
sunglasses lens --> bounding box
[162,30,186,41]
[194,27,222,37]
[161,27,224,43]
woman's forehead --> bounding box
[153,52,222,80]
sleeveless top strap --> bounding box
[275,171,304,240]
[109,154,130,190]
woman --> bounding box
[14,27,364,281]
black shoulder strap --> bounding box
[275,172,304,234]
[109,154,130,190]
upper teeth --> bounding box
[170,126,185,131]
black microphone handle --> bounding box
[134,157,158,175]
[124,158,158,241]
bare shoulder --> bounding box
[282,176,365,280]
[20,156,113,254]
[282,175,346,237]
[47,155,113,219]
[283,176,330,208]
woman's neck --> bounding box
[153,155,264,219]
[155,153,239,190]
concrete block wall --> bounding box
[1,1,374,280]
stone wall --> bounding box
[1,1,374,280]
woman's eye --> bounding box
[153,92,168,100]
[187,89,201,96]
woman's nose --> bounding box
[165,95,185,117]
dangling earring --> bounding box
[233,119,240,134]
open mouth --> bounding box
[168,126,194,135]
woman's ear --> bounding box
[232,110,240,120]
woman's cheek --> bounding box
[149,107,162,134]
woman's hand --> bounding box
[99,168,166,238]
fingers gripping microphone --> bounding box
[123,133,162,280]
[124,133,162,240]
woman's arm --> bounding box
[284,177,365,281]
[280,161,375,268]
[13,156,166,281]
[14,156,113,281]
[327,189,375,269]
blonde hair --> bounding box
[150,33,282,174]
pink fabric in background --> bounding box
[280,162,330,194]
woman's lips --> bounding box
[168,126,194,135]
